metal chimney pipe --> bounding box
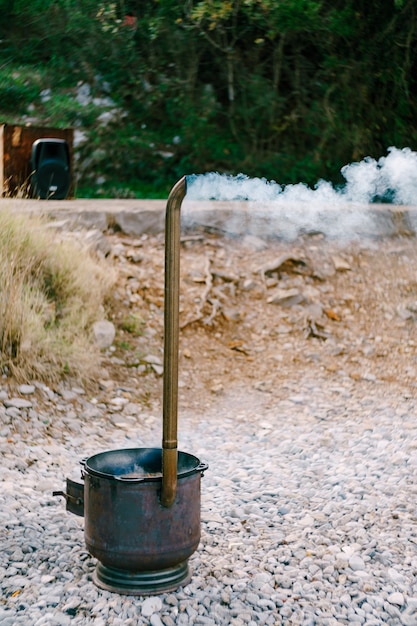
[161,176,187,507]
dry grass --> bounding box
[0,207,115,385]
[1,176,33,199]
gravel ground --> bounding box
[1,372,417,626]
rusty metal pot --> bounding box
[55,448,207,594]
[83,447,206,571]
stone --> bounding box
[332,255,352,271]
[241,278,258,291]
[259,254,308,277]
[348,555,366,571]
[150,615,164,626]
[387,592,405,606]
[267,288,304,307]
[299,514,315,528]
[142,597,163,618]
[18,384,35,395]
[84,229,112,256]
[401,600,417,626]
[93,320,116,348]
[142,354,163,366]
[3,398,32,409]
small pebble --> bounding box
[349,555,366,571]
[388,592,405,606]
[3,397,32,409]
[142,597,162,617]
[18,385,36,395]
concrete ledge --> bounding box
[2,198,417,239]
[0,198,166,234]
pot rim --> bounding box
[82,447,208,483]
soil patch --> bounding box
[99,230,417,409]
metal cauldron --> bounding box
[54,177,208,595]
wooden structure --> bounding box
[0,123,74,197]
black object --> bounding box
[30,138,71,199]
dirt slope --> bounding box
[98,230,417,409]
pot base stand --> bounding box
[93,560,191,596]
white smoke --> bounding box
[342,147,417,205]
[183,147,417,239]
[187,147,417,205]
[186,172,283,202]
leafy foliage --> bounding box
[0,0,416,194]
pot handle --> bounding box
[52,478,84,517]
[196,462,209,475]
